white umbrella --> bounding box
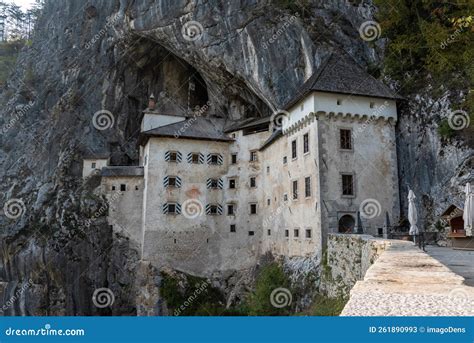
[408,190,419,243]
[463,183,473,236]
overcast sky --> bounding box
[12,0,35,10]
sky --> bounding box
[11,0,35,10]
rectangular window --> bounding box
[370,102,375,109]
[267,198,270,206]
[283,193,288,201]
[91,162,96,168]
[250,203,257,215]
[248,231,255,236]
[294,229,299,238]
[169,152,178,162]
[168,177,177,187]
[209,205,218,215]
[229,179,236,189]
[305,176,311,197]
[230,224,236,233]
[191,153,200,164]
[111,185,116,191]
[342,174,354,196]
[292,180,298,200]
[231,154,237,164]
[210,179,219,189]
[250,150,258,162]
[303,133,309,154]
[285,229,289,237]
[283,156,287,164]
[266,166,270,174]
[340,129,352,150]
[250,177,256,188]
[210,154,219,164]
[306,229,312,238]
[267,229,271,236]
[120,184,126,192]
[168,203,177,214]
[291,140,297,159]
[227,204,235,215]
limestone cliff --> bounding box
[0,0,471,315]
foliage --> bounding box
[437,118,455,139]
[310,294,347,316]
[374,1,474,113]
[0,39,24,86]
[245,263,292,316]
[160,273,228,316]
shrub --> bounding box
[311,295,348,316]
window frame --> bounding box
[292,180,298,200]
[231,153,237,164]
[169,151,178,162]
[305,229,312,238]
[168,176,177,187]
[339,128,353,151]
[228,178,236,189]
[91,162,96,169]
[167,203,177,214]
[249,150,258,162]
[249,203,258,215]
[291,140,297,159]
[191,153,200,164]
[294,228,299,238]
[250,176,257,188]
[227,204,235,216]
[303,133,309,154]
[304,176,311,198]
[341,173,355,197]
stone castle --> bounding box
[83,53,401,276]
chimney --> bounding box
[148,94,156,110]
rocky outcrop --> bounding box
[0,0,471,315]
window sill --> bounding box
[341,195,355,199]
[303,152,310,156]
[339,149,354,153]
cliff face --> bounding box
[0,0,471,315]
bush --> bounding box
[310,295,347,316]
[437,118,455,139]
[245,263,292,316]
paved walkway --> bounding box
[341,241,474,316]
[425,245,474,286]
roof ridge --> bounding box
[141,117,188,134]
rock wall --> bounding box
[320,233,390,298]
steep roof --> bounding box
[284,52,402,110]
[139,117,233,145]
[101,166,144,177]
[259,129,282,151]
[224,116,270,133]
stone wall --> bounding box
[320,233,391,298]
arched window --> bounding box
[338,214,355,233]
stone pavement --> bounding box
[425,245,474,286]
[341,241,474,316]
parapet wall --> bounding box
[321,234,391,298]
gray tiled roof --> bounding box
[101,166,144,177]
[284,52,402,110]
[139,117,233,145]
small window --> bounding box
[340,129,352,150]
[250,203,257,215]
[227,204,235,215]
[91,162,96,168]
[303,133,309,154]
[229,179,236,189]
[230,224,236,232]
[267,198,270,205]
[306,229,312,238]
[267,229,271,236]
[169,152,178,162]
[231,133,236,138]
[111,185,116,191]
[210,179,219,189]
[250,150,258,162]
[292,180,298,200]
[168,177,177,187]
[283,156,287,164]
[342,174,354,196]
[191,153,200,164]
[266,166,270,174]
[250,177,256,188]
[285,229,289,237]
[210,154,219,165]
[231,154,237,164]
[144,155,147,166]
[305,176,311,197]
[370,102,375,109]
[174,239,177,244]
[291,140,297,159]
[294,229,299,238]
[168,204,177,214]
[135,185,139,190]
[120,184,126,192]
[337,99,342,105]
[300,103,304,111]
[209,205,218,215]
[283,193,288,201]
[248,231,255,236]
